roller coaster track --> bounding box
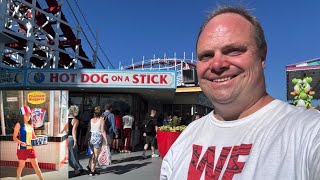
[0,0,94,69]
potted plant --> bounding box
[157,116,186,158]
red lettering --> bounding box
[151,75,158,84]
[188,144,215,180]
[124,76,130,82]
[147,74,151,83]
[214,146,232,179]
[187,144,252,180]
[160,75,168,84]
[111,76,118,81]
[131,74,168,84]
[50,73,59,82]
[81,74,89,82]
[132,74,139,83]
[90,74,100,83]
[101,74,108,83]
[140,74,146,83]
[223,144,252,179]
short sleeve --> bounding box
[308,125,320,180]
[160,148,173,180]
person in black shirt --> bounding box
[142,109,159,158]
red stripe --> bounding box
[0,160,57,170]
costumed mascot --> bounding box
[291,77,315,109]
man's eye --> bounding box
[198,53,213,61]
[226,48,245,56]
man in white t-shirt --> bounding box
[122,110,134,153]
[160,5,320,180]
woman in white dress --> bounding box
[86,106,108,176]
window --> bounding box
[0,90,51,135]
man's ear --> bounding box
[260,46,267,69]
[262,60,266,69]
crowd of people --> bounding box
[64,103,136,176]
[72,103,201,161]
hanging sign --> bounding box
[27,91,46,104]
[26,69,176,89]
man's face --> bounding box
[196,13,266,106]
[151,110,156,116]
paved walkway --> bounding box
[1,150,162,180]
[69,150,162,180]
[0,163,68,180]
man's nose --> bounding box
[209,53,230,73]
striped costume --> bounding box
[18,123,33,150]
[16,122,37,160]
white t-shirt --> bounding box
[160,100,320,180]
[123,114,134,129]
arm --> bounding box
[120,116,123,129]
[160,147,173,180]
[110,114,118,136]
[100,118,108,145]
[154,119,158,138]
[154,118,158,133]
[309,126,320,180]
[60,122,68,134]
[31,124,37,139]
[122,116,125,129]
[72,118,79,148]
[142,119,146,136]
[13,122,26,147]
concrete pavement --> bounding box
[0,150,162,180]
[69,150,162,180]
[0,163,68,180]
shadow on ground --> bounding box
[99,162,152,175]
[69,155,153,178]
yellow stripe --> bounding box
[25,124,32,149]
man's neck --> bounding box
[213,94,274,121]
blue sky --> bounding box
[63,1,320,102]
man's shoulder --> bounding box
[103,111,114,116]
[291,108,320,126]
[109,113,115,118]
[123,115,133,119]
[275,103,320,138]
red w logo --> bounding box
[187,144,252,180]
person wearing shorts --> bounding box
[17,148,37,160]
[142,109,159,158]
[13,105,44,180]
[86,106,108,176]
[112,110,122,153]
